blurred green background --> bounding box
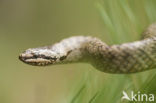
[1,0,156,103]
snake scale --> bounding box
[19,23,156,74]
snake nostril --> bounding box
[19,55,22,60]
[19,53,27,61]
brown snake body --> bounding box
[19,23,156,74]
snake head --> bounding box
[19,48,61,66]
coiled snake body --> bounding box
[19,23,156,74]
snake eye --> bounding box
[33,55,38,58]
[44,56,57,61]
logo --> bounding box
[121,91,155,102]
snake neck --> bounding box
[52,36,109,64]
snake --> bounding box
[19,23,156,74]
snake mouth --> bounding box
[19,53,57,66]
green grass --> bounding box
[68,0,156,103]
